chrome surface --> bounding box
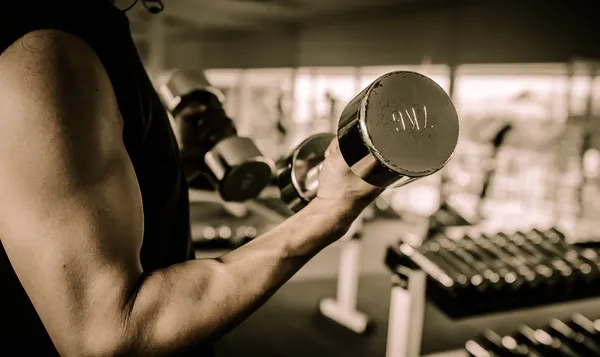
[291,133,335,201]
[205,136,274,202]
[277,133,335,212]
[338,71,459,187]
[158,69,226,113]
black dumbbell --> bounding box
[534,229,599,281]
[513,326,552,357]
[466,331,516,357]
[537,327,582,357]
[462,235,526,290]
[396,243,457,290]
[453,237,502,285]
[485,233,541,286]
[482,329,530,356]
[579,248,600,270]
[493,232,562,299]
[549,318,600,356]
[436,235,495,292]
[421,240,471,288]
[158,69,274,202]
[277,71,460,212]
[499,232,558,286]
[568,314,600,346]
[520,231,586,292]
[403,238,492,311]
[515,325,579,357]
[492,333,540,357]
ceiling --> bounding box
[124,0,402,37]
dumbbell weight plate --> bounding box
[277,133,336,212]
[204,136,275,202]
[338,71,459,187]
[158,69,226,112]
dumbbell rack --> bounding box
[384,228,600,357]
[466,313,600,356]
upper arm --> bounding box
[0,30,144,354]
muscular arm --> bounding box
[0,30,353,357]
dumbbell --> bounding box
[466,330,527,357]
[569,314,600,346]
[532,229,599,281]
[158,69,274,202]
[515,325,579,357]
[491,233,544,276]
[415,238,495,308]
[521,230,596,293]
[499,232,558,282]
[461,235,524,289]
[436,235,499,292]
[277,71,460,212]
[549,318,600,356]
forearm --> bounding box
[126,198,357,355]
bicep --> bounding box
[0,30,144,353]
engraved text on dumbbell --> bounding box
[391,106,434,132]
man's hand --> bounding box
[316,139,384,219]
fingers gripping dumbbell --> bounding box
[277,71,460,212]
[158,69,274,202]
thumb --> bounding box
[324,138,339,159]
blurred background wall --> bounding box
[134,0,597,69]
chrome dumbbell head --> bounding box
[277,133,335,212]
[338,71,459,187]
[205,137,275,202]
[158,69,226,115]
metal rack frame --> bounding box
[385,268,428,357]
[318,215,371,334]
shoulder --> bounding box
[0,29,106,80]
[0,29,119,123]
[0,29,123,171]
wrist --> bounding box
[269,197,364,259]
[306,198,362,233]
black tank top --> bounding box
[0,1,208,355]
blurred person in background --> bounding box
[0,0,382,356]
